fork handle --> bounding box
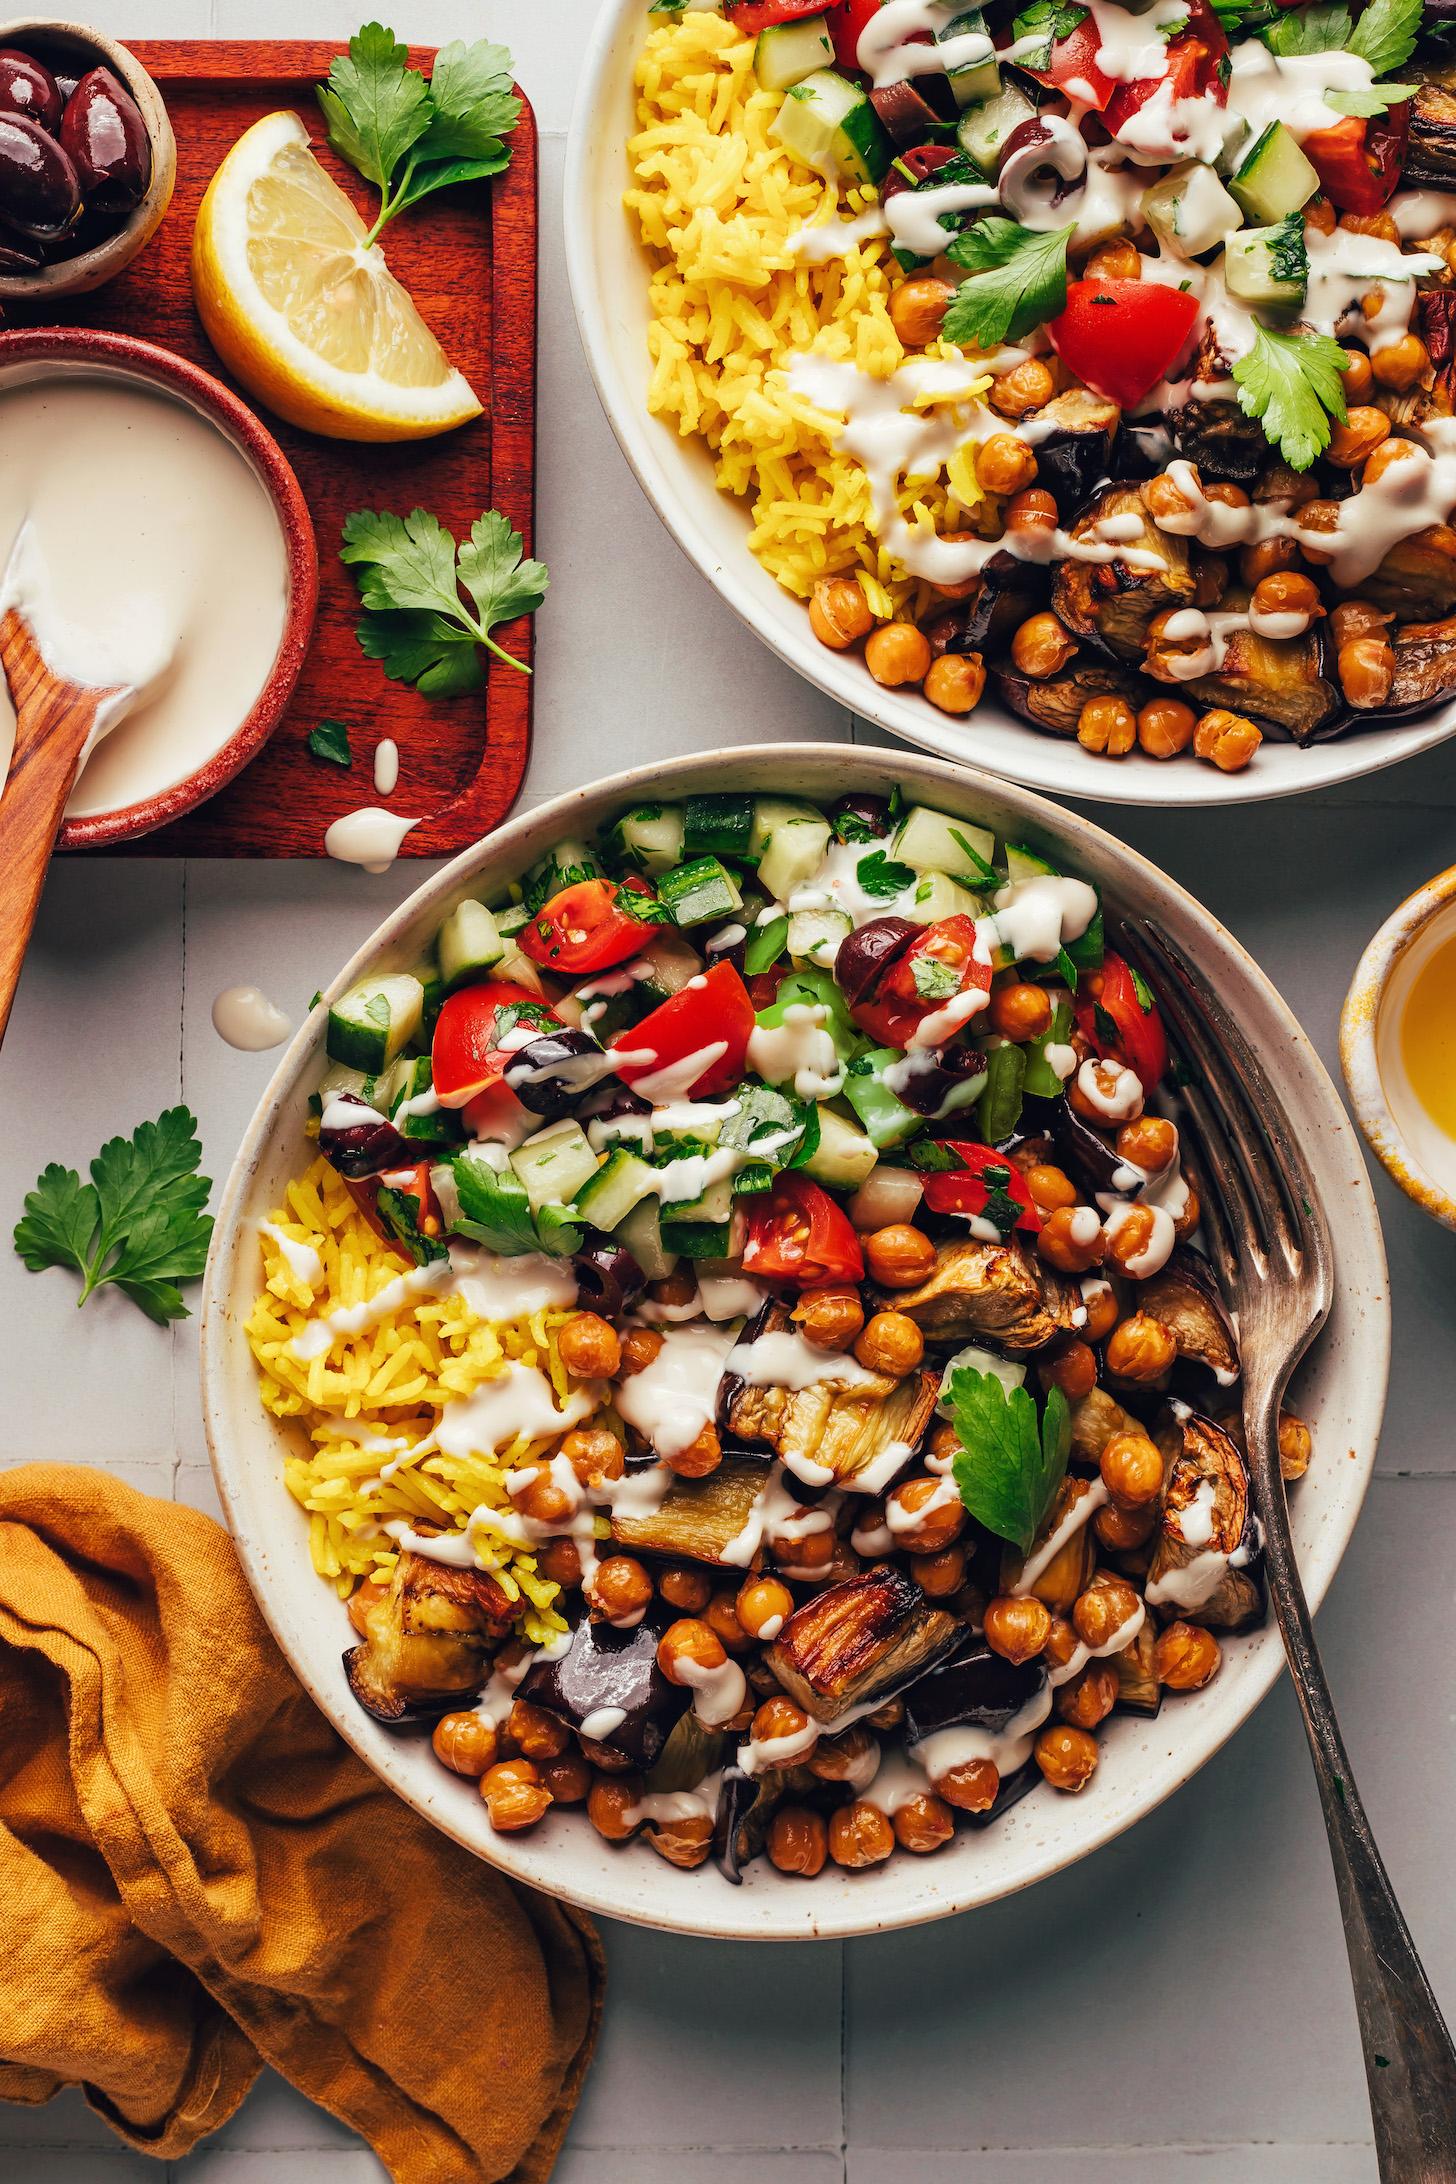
[1248,1396,1456,2179]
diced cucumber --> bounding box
[317,1059,381,1109]
[438,899,504,992]
[721,1086,811,1188]
[326,972,425,1073]
[411,959,444,1038]
[1223,214,1307,307]
[494,901,531,938]
[660,1166,735,1224]
[616,1197,679,1283]
[956,78,1035,175]
[787,905,852,969]
[684,793,755,861]
[803,1104,878,1190]
[572,1145,657,1230]
[842,1049,921,1149]
[749,799,832,903]
[602,802,687,876]
[510,1121,600,1218]
[938,7,999,107]
[771,68,892,186]
[1230,122,1318,226]
[660,1215,741,1261]
[632,929,705,1002]
[901,871,986,926]
[755,13,833,92]
[892,805,997,883]
[659,855,744,929]
[382,1057,459,1146]
[523,835,602,913]
[1004,841,1059,885]
[1142,160,1240,262]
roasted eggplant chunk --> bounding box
[1139,1247,1240,1384]
[343,1549,515,1725]
[1408,63,1456,188]
[1027,386,1120,515]
[1051,483,1197,660]
[994,655,1149,740]
[609,1454,771,1568]
[1363,526,1456,622]
[766,1568,959,1723]
[1146,1408,1264,1633]
[712,1765,816,1883]
[517,1607,688,1766]
[1376,613,1456,718]
[877,1237,1078,1351]
[901,1642,1047,1748]
[1166,327,1269,482]
[1179,588,1342,742]
[1068,1385,1143,1465]
[950,549,1045,657]
[1114,1611,1163,1718]
[719,1306,938,1486]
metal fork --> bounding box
[1121,917,1456,2181]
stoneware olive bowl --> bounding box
[0,19,175,300]
[1341,863,1456,1234]
[0,325,318,848]
[201,745,1390,1941]
[564,0,1456,810]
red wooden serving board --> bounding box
[9,39,538,858]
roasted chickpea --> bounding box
[751,1695,816,1757]
[1055,1660,1118,1728]
[1173,1182,1200,1241]
[656,1617,727,1686]
[935,1757,1000,1812]
[580,1736,634,1775]
[855,1309,925,1377]
[925,650,986,715]
[659,1563,712,1614]
[1305,195,1337,235]
[1295,496,1340,565]
[1155,1620,1222,1691]
[481,1758,552,1832]
[983,1592,1052,1665]
[1100,1428,1165,1507]
[432,1711,497,1778]
[1361,437,1421,486]
[587,1774,642,1841]
[768,1805,829,1876]
[538,1537,584,1590]
[808,1724,877,1783]
[1251,569,1322,622]
[665,1421,722,1479]
[558,1310,621,1380]
[828,1799,896,1868]
[705,1589,752,1654]
[1073,1575,1142,1651]
[1337,635,1395,708]
[538,1751,592,1805]
[1117,1114,1177,1172]
[977,431,1039,496]
[1279,1411,1314,1481]
[1193,708,1262,772]
[990,979,1053,1042]
[1144,470,1195,523]
[911,1543,967,1598]
[893,1791,956,1854]
[735,1575,794,1641]
[1341,209,1399,242]
[1041,1338,1097,1402]
[810,574,875,651]
[646,1813,715,1868]
[346,1572,389,1638]
[513,1469,573,1528]
[1371,334,1429,390]
[889,272,955,347]
[1004,485,1058,537]
[866,621,932,688]
[1034,1722,1099,1792]
[887,1473,965,1554]
[1203,482,1250,511]
[619,1325,664,1376]
[1239,535,1299,587]
[589,1556,654,1627]
[1081,1280,1118,1344]
[1085,236,1140,280]
[1038,1205,1105,1275]
[1043,1613,1081,1674]
[1327,405,1390,467]
[793,1284,865,1352]
[507,1699,570,1761]
[649,1266,697,1312]
[1106,1311,1178,1382]
[1026,1161,1077,1213]
[1329,597,1392,647]
[991,356,1056,418]
[1105,1205,1163,1276]
[1337,343,1373,399]
[1011,610,1078,678]
[769,1514,835,1574]
[1094,1497,1158,1551]
[1077,693,1137,756]
[864,1222,935,1288]
[560,1427,624,1488]
[1136,696,1197,760]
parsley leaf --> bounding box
[342,506,548,684]
[317,23,432,195]
[1347,0,1422,77]
[1263,1,1349,53]
[1054,945,1080,992]
[1232,324,1349,472]
[451,1151,542,1255]
[949,826,1001,891]
[947,1368,1071,1556]
[943,219,1074,350]
[856,850,917,897]
[376,1184,450,1265]
[308,718,353,767]
[913,954,963,1001]
[1325,82,1416,115]
[1009,0,1088,70]
[1128,962,1157,1013]
[833,808,884,845]
[14,1108,213,1324]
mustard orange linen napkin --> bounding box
[0,1462,603,2180]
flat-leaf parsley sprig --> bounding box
[14,1108,213,1325]
[943,218,1075,351]
[318,22,521,248]
[946,1365,1072,1556]
[342,507,549,687]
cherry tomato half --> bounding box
[1048,278,1201,409]
[743,1173,865,1286]
[1302,106,1409,216]
[432,980,559,1103]
[1073,950,1168,1090]
[850,914,993,1048]
[1104,0,1226,139]
[521,873,663,975]
[826,0,883,70]
[615,959,756,1101]
[725,0,834,35]
[1020,8,1114,112]
[920,1141,1042,1233]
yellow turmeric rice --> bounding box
[627,11,999,619]
[247,1157,589,1643]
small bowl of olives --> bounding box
[0,18,175,300]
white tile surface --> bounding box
[1,5,1453,2183]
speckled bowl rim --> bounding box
[201,744,1390,1942]
[1340,864,1456,1234]
[0,326,319,848]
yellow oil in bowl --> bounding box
[1399,927,1456,1144]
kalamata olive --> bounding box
[1050,1092,1124,1196]
[831,791,894,843]
[703,922,747,976]
[896,1043,987,1117]
[59,66,150,215]
[0,47,61,131]
[834,916,919,1009]
[581,1081,652,1127]
[573,1238,648,1317]
[319,1095,410,1178]
[0,112,81,239]
[502,1029,612,1119]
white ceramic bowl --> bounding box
[1341,864,1456,1233]
[202,745,1389,1940]
[564,0,1456,809]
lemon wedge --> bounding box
[192,111,482,443]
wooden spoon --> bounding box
[0,605,135,1049]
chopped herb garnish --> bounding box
[912,954,963,1001]
[856,850,917,898]
[308,718,353,767]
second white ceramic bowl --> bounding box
[203,744,1388,1940]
